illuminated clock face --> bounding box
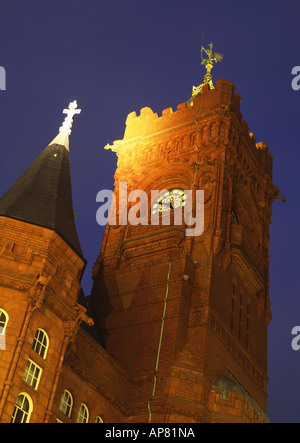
[151,188,188,214]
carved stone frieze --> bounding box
[0,276,31,293]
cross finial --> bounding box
[59,100,82,136]
[50,100,81,150]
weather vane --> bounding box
[192,42,224,97]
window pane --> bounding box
[22,397,29,411]
[11,394,31,424]
[32,329,48,359]
[76,404,89,423]
[12,408,26,423]
[0,310,8,334]
[59,391,72,417]
[23,360,42,389]
[0,313,6,328]
[23,361,33,385]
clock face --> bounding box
[151,188,188,215]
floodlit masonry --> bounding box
[0,74,283,422]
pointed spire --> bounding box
[0,101,84,259]
[50,100,81,151]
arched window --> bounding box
[59,390,73,418]
[11,393,33,423]
[76,403,89,423]
[32,329,49,359]
[190,132,197,146]
[95,416,104,423]
[0,309,9,335]
[174,138,181,151]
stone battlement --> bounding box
[124,79,241,139]
[107,79,273,178]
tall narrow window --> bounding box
[95,416,104,423]
[59,390,73,418]
[76,403,89,423]
[32,329,49,359]
[11,393,33,423]
[231,209,238,224]
[246,303,250,350]
[231,285,236,332]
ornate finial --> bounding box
[192,42,223,97]
[59,100,81,136]
[50,100,81,150]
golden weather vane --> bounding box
[192,42,224,97]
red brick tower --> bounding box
[90,77,281,423]
[0,102,91,423]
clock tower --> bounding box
[89,49,280,423]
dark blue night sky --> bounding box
[1,0,299,423]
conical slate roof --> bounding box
[0,101,84,259]
[0,142,83,258]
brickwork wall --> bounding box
[90,79,276,422]
[52,328,129,423]
[0,217,85,423]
